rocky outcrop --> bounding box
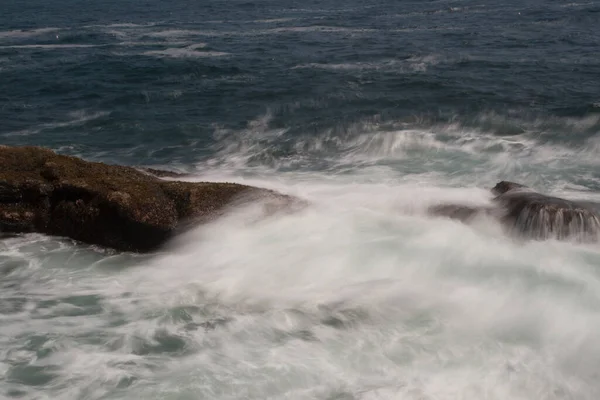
[429,181,600,242]
[0,146,300,252]
[492,181,600,241]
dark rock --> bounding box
[428,203,497,223]
[0,146,302,252]
[493,183,600,241]
[139,167,190,179]
[40,161,60,181]
[428,181,600,242]
[491,181,529,196]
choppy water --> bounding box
[2,0,600,399]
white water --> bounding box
[4,167,600,399]
[3,117,600,399]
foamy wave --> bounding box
[146,29,208,39]
[294,55,446,73]
[196,112,600,195]
[142,45,228,59]
[105,23,151,28]
[5,182,600,399]
[143,25,376,39]
[0,44,99,49]
[85,22,155,28]
[405,54,443,72]
[123,179,600,398]
[250,18,298,23]
[3,110,110,137]
[268,25,375,33]
[106,27,222,40]
[5,154,600,399]
[391,26,467,33]
[104,24,377,42]
[0,27,61,40]
[390,4,492,19]
[560,1,596,7]
[115,40,190,47]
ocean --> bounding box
[1,0,600,398]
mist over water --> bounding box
[5,175,600,399]
[2,0,600,398]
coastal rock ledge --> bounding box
[0,146,298,252]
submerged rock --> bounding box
[0,146,300,252]
[428,180,600,242]
[427,203,496,222]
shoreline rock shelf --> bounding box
[0,146,299,252]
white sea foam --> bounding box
[128,25,379,40]
[250,18,298,23]
[2,110,110,137]
[104,23,152,28]
[5,169,600,399]
[147,29,208,38]
[1,1,599,397]
[142,44,228,59]
[0,28,61,40]
[84,22,155,29]
[201,113,600,193]
[560,2,596,7]
[294,55,447,73]
[268,25,376,34]
[4,111,600,399]
[0,44,99,49]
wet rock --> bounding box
[428,181,600,242]
[493,182,600,241]
[0,146,301,252]
[491,180,529,196]
[427,203,496,223]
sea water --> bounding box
[1,0,600,398]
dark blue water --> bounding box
[3,1,600,399]
[1,0,599,167]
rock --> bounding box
[139,167,190,179]
[0,146,301,252]
[428,181,600,242]
[40,161,60,181]
[491,181,529,196]
[427,203,496,223]
[492,181,600,241]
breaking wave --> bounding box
[198,112,600,195]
